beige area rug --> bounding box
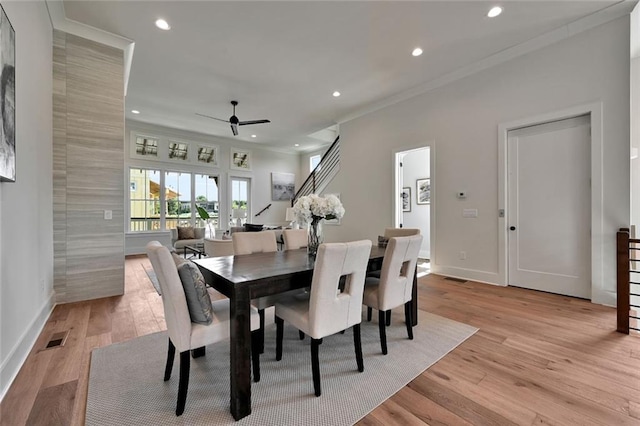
[86,311,477,426]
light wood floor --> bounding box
[1,255,639,425]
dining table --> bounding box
[193,245,418,420]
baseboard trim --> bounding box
[430,265,501,287]
[0,292,56,402]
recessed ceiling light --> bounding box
[332,91,341,97]
[251,134,256,138]
[487,6,502,18]
[412,47,423,57]
[155,19,171,30]
[131,110,140,114]
[294,144,300,147]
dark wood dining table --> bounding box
[193,245,418,421]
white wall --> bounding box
[631,4,640,237]
[125,121,301,253]
[402,148,430,258]
[325,17,629,305]
[0,2,53,400]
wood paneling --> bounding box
[52,31,125,303]
[1,260,639,425]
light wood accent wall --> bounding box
[52,30,125,303]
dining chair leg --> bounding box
[164,338,175,381]
[191,346,205,358]
[353,324,364,372]
[251,330,261,383]
[386,310,391,326]
[258,309,266,354]
[311,338,322,396]
[299,330,305,340]
[404,301,414,340]
[275,316,284,361]
[176,351,190,416]
[378,310,388,355]
[367,307,372,322]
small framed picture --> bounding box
[271,172,295,201]
[230,148,251,171]
[416,178,430,205]
[402,187,411,212]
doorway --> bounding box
[506,115,591,298]
[394,146,431,260]
[229,176,251,228]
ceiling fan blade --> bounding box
[238,119,271,126]
[195,112,229,123]
[230,123,239,136]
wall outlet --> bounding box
[459,251,466,260]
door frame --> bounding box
[392,142,436,261]
[498,102,603,302]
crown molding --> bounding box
[339,0,636,124]
[45,0,134,96]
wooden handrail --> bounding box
[255,204,271,217]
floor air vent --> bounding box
[42,330,70,350]
[444,277,468,283]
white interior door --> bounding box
[507,115,591,298]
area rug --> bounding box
[86,311,477,425]
[142,262,161,295]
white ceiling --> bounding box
[59,1,627,152]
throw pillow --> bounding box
[177,226,195,240]
[177,260,213,325]
[244,223,264,232]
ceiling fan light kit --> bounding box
[196,100,270,136]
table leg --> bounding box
[229,286,252,420]
[412,266,418,326]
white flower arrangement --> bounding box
[292,194,345,225]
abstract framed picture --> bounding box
[271,172,295,201]
[402,187,411,212]
[0,4,14,182]
[230,148,251,171]
[416,178,431,205]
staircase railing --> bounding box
[292,136,340,206]
[617,228,640,334]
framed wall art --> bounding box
[0,4,15,182]
[230,148,251,171]
[402,187,411,212]
[271,172,295,201]
[416,178,430,205]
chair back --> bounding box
[145,241,192,352]
[378,235,423,310]
[204,238,234,257]
[307,240,372,338]
[384,227,420,238]
[232,230,277,255]
[283,229,307,250]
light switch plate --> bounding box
[104,210,112,220]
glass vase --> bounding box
[307,218,324,257]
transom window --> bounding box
[168,141,188,160]
[135,136,158,157]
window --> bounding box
[197,146,218,165]
[165,171,192,228]
[230,177,250,227]
[135,136,158,157]
[310,154,321,172]
[129,169,161,231]
[195,174,219,232]
[168,141,189,160]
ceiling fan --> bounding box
[196,100,270,136]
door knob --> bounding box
[509,226,516,231]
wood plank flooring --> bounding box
[1,255,639,425]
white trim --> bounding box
[339,1,634,125]
[0,294,55,402]
[498,102,604,303]
[45,0,134,95]
[430,265,501,287]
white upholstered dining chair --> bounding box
[203,238,234,257]
[145,241,261,416]
[283,228,307,250]
[362,234,422,355]
[274,240,372,396]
